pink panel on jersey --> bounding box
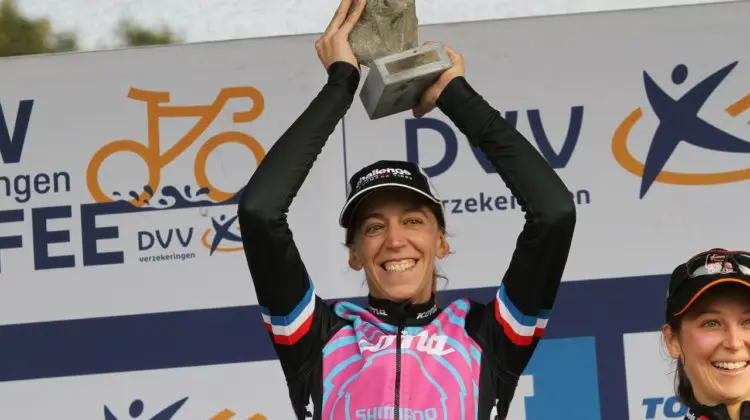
[321,298,482,419]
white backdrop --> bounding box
[0,1,748,419]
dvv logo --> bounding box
[200,214,243,256]
[403,105,592,216]
[0,85,265,274]
[612,60,750,198]
[406,107,583,176]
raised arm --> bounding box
[427,47,577,379]
[236,0,365,392]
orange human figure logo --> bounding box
[86,86,265,207]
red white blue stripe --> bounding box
[494,284,549,346]
[259,279,315,346]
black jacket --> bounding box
[686,401,750,419]
[237,61,576,419]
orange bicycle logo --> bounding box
[86,86,266,207]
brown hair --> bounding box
[666,315,698,406]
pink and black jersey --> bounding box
[238,62,576,420]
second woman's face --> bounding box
[667,284,750,406]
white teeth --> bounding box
[383,259,416,272]
[713,361,748,370]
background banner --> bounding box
[0,1,748,418]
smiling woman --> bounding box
[340,164,449,305]
[236,0,576,418]
[663,248,750,420]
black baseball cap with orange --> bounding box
[665,248,750,321]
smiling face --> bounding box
[347,187,449,303]
[664,283,750,406]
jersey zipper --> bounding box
[394,324,404,420]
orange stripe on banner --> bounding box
[211,409,268,420]
[725,94,750,124]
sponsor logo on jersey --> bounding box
[354,406,438,420]
[360,330,455,356]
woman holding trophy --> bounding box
[237,0,577,418]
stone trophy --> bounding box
[348,0,452,120]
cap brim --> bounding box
[670,276,750,317]
[338,183,444,228]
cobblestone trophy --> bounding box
[349,0,452,120]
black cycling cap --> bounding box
[665,248,750,321]
[339,160,445,229]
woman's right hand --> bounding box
[413,42,466,118]
[315,0,366,73]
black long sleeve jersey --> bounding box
[237,61,577,420]
[685,401,750,419]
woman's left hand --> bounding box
[412,42,466,118]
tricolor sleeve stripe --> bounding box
[494,284,550,346]
[258,278,316,346]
